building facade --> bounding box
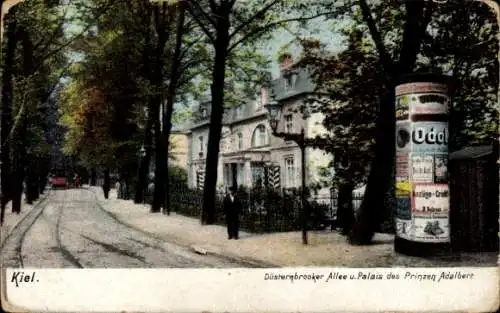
[169,129,189,171]
[185,57,333,197]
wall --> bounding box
[306,111,333,197]
[227,117,270,154]
[169,133,189,170]
[185,96,333,193]
[187,125,224,188]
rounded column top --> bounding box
[395,73,452,97]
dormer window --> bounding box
[284,73,295,92]
[292,73,298,87]
[236,106,244,118]
[237,132,243,150]
[199,136,204,155]
[256,96,263,111]
[200,107,207,118]
[284,76,291,91]
[284,114,293,133]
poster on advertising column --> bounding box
[396,153,409,180]
[411,122,449,153]
[409,93,449,115]
[395,94,410,121]
[396,122,412,153]
[411,183,450,243]
[411,154,434,182]
[395,218,413,241]
[413,216,450,243]
[412,184,450,217]
[434,154,448,183]
[396,180,411,198]
[396,197,411,220]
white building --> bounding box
[185,57,334,197]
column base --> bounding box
[394,236,452,257]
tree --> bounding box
[59,0,145,195]
[58,0,212,209]
[295,33,381,235]
[418,1,498,150]
[183,0,336,224]
[163,1,186,215]
[1,0,68,223]
[294,0,498,244]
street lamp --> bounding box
[265,90,309,245]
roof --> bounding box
[185,68,315,131]
[269,68,315,101]
[171,122,192,134]
[449,145,495,160]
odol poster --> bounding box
[394,80,450,244]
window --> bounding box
[198,136,204,153]
[200,107,207,118]
[285,157,295,187]
[237,163,244,186]
[284,75,293,92]
[251,163,265,187]
[252,124,269,147]
[236,106,244,118]
[237,132,243,150]
[284,114,293,133]
[256,97,263,111]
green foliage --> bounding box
[56,0,220,175]
[296,0,498,193]
[172,106,193,125]
[418,1,498,149]
[168,166,188,185]
[3,0,69,163]
[297,30,381,188]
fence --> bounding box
[169,183,365,234]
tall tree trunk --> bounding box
[336,156,355,235]
[102,168,110,199]
[12,118,27,213]
[150,3,172,213]
[90,168,97,186]
[164,3,186,215]
[349,1,429,245]
[135,116,153,204]
[201,10,231,225]
[0,8,18,223]
[10,25,33,213]
[152,99,165,213]
[135,4,153,204]
[25,166,38,204]
[19,25,34,206]
[349,88,394,244]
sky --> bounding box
[263,18,346,79]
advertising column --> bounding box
[394,74,451,256]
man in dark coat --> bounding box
[223,186,242,240]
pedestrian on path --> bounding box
[74,173,80,188]
[223,186,241,240]
[102,173,111,200]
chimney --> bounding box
[260,87,268,107]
